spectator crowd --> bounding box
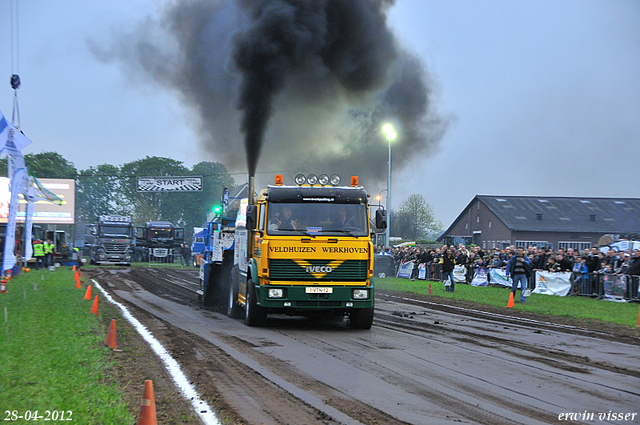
[375,243,640,297]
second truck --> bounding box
[85,215,134,265]
[199,174,385,329]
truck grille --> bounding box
[268,259,367,282]
[104,243,129,254]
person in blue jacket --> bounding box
[505,246,532,303]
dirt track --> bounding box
[88,267,640,425]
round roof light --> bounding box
[318,174,329,185]
[307,174,318,185]
[294,174,307,185]
[330,174,341,185]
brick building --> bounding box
[438,196,640,251]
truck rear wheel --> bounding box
[245,279,267,327]
[227,266,242,319]
[202,265,218,308]
[349,307,374,329]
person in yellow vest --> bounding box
[33,240,45,270]
[72,247,82,270]
[43,239,55,268]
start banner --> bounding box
[137,176,203,192]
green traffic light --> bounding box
[213,206,221,213]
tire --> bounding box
[227,265,242,319]
[245,279,267,327]
[202,264,218,308]
[349,306,374,329]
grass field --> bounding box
[376,277,640,328]
[0,268,133,423]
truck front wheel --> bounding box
[349,307,374,329]
[245,279,267,327]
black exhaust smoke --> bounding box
[90,0,447,185]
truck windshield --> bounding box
[149,228,172,239]
[100,226,132,238]
[267,202,368,237]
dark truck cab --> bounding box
[135,221,184,262]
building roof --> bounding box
[442,196,640,238]
[479,195,640,233]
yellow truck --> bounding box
[201,174,386,329]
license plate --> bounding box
[306,287,333,294]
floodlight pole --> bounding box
[386,138,391,249]
[382,124,396,249]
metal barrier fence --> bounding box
[394,260,640,302]
[567,272,640,301]
[147,252,186,267]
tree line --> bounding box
[1,151,443,242]
[0,152,236,235]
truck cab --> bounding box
[86,215,134,265]
[135,221,185,262]
[201,174,386,329]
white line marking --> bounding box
[92,279,220,425]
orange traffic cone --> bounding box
[137,380,157,425]
[72,265,76,271]
[506,292,515,308]
[0,279,6,294]
[75,275,81,289]
[637,305,640,328]
[428,281,433,295]
[84,285,92,300]
[90,295,99,316]
[106,319,117,349]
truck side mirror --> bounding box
[135,227,144,238]
[246,205,258,229]
[175,228,184,241]
[375,209,387,230]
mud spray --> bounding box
[91,0,447,188]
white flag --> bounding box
[0,110,32,154]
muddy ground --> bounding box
[87,267,640,424]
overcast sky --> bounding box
[1,0,638,227]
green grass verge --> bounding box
[0,268,134,423]
[376,277,640,328]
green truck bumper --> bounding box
[256,285,374,310]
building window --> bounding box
[558,242,591,251]
[515,240,549,249]
[465,221,468,229]
[488,220,492,228]
[477,201,480,210]
[476,216,480,223]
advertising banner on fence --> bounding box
[418,263,426,280]
[533,271,572,296]
[602,274,627,302]
[397,261,414,279]
[453,265,466,282]
[489,268,513,287]
[471,268,489,286]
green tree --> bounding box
[76,164,124,223]
[391,194,443,241]
[0,151,77,179]
[188,161,236,228]
[120,156,190,226]
[24,151,78,179]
